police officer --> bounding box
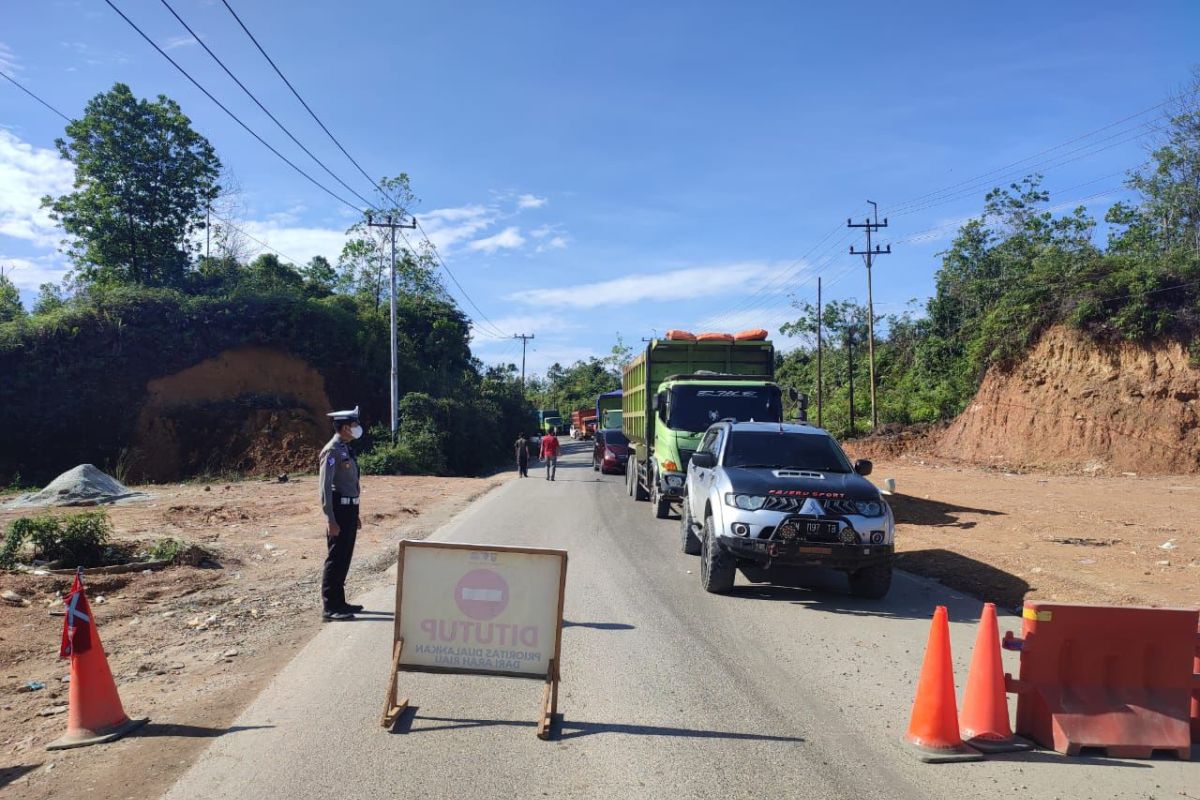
[319,406,363,621]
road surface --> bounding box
[164,441,1196,800]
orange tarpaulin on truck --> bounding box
[665,329,696,341]
[734,328,769,341]
[696,332,734,342]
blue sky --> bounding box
[1,0,1196,374]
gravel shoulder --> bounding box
[0,472,508,798]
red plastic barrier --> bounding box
[1003,603,1198,759]
[1192,622,1199,744]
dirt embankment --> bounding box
[127,347,332,482]
[937,326,1199,474]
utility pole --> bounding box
[512,333,535,386]
[206,204,211,262]
[366,213,417,442]
[846,324,855,436]
[816,276,823,428]
[848,201,890,430]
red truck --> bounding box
[570,409,598,440]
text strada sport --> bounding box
[767,489,847,499]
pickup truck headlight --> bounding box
[724,493,767,511]
[854,500,883,517]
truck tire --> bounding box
[633,464,649,502]
[700,516,735,594]
[848,564,893,599]
[650,478,671,519]
[680,504,701,555]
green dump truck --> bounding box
[622,336,784,518]
[537,409,565,436]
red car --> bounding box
[592,428,630,474]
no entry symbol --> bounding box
[455,569,509,620]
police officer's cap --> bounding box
[327,405,360,423]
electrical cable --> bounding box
[0,69,72,122]
[103,0,365,214]
[158,0,380,210]
[217,0,401,209]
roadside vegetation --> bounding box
[774,80,1200,438]
[0,83,534,484]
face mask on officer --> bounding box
[350,424,363,440]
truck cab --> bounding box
[622,332,783,520]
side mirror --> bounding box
[691,451,716,470]
[853,459,873,476]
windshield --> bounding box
[601,430,628,446]
[723,431,853,473]
[666,385,782,433]
[545,417,563,426]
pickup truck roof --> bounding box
[715,420,829,437]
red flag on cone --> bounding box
[60,571,94,658]
[47,569,147,750]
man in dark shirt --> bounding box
[514,432,533,477]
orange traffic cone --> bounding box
[47,571,147,750]
[904,606,982,762]
[959,603,1031,753]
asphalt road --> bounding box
[164,441,1197,800]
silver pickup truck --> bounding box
[681,420,895,598]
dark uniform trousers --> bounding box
[322,493,359,611]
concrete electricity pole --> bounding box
[513,333,535,386]
[848,201,890,430]
[366,213,417,442]
[816,276,823,429]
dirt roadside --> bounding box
[0,473,509,799]
[869,456,1200,610]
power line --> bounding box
[0,70,72,122]
[157,0,379,210]
[217,0,400,209]
[103,0,365,214]
[408,219,510,338]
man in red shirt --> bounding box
[540,432,560,481]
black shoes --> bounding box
[341,603,364,613]
[322,610,355,622]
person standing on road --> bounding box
[515,432,533,477]
[319,406,363,622]
[540,431,560,481]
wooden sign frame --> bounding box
[381,540,567,740]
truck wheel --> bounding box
[848,564,893,599]
[633,465,649,502]
[651,480,671,519]
[700,516,735,594]
[680,504,701,555]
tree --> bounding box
[242,253,303,294]
[0,270,24,323]
[42,83,221,289]
[32,282,66,315]
[301,255,338,295]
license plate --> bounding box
[798,520,839,540]
[796,545,833,555]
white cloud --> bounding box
[0,130,74,248]
[516,193,547,210]
[0,254,68,292]
[237,220,345,264]
[0,42,20,74]
[470,312,581,342]
[536,235,568,253]
[162,35,198,51]
[419,204,498,252]
[468,226,525,253]
[529,225,553,238]
[510,262,793,308]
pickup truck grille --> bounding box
[762,497,859,515]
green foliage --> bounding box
[0,512,112,568]
[0,272,23,323]
[42,83,221,289]
[32,282,66,315]
[151,537,186,562]
[530,357,621,419]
